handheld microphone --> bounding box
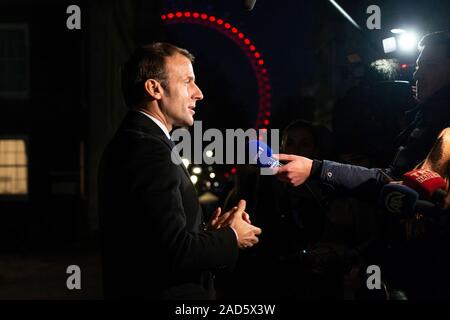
[379,184,439,217]
[247,140,282,168]
[402,169,447,201]
[379,184,419,218]
[242,0,257,11]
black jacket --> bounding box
[98,111,238,299]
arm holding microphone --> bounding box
[273,154,388,199]
[247,140,388,198]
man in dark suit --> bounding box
[98,43,262,299]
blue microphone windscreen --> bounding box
[247,140,279,168]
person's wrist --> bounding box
[310,159,323,178]
[229,226,239,242]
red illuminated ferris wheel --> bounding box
[161,11,272,130]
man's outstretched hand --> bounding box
[273,154,313,187]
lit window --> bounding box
[0,139,28,195]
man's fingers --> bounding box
[212,207,221,219]
[237,199,246,211]
[216,212,231,226]
[274,165,288,175]
[273,153,296,162]
[242,236,259,249]
[230,200,247,219]
[243,211,251,224]
[252,226,262,235]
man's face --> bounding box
[282,128,318,158]
[413,44,450,102]
[160,53,203,127]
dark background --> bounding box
[0,0,449,299]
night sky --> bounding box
[158,0,450,129]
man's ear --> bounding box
[144,79,163,100]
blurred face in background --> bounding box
[413,44,450,102]
[282,127,318,159]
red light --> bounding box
[193,12,200,18]
[209,16,216,22]
[258,59,264,65]
[217,19,223,25]
[201,13,207,20]
[176,12,182,18]
[263,119,270,126]
[254,52,261,58]
[238,33,244,39]
[249,45,256,51]
[224,23,231,29]
[168,13,174,19]
[231,167,237,175]
[184,12,191,18]
[244,38,250,45]
[231,27,238,33]
[161,14,166,20]
[401,63,407,69]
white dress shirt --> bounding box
[138,110,171,140]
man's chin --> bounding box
[175,118,194,128]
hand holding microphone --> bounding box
[247,140,282,168]
[247,139,313,186]
[273,154,313,187]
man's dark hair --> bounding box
[121,42,195,108]
[418,31,450,58]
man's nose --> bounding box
[193,83,204,100]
